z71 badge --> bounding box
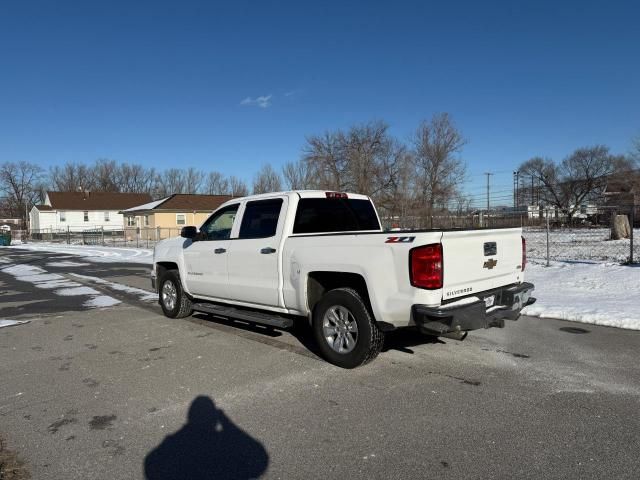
[385,236,415,243]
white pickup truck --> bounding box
[152,190,535,368]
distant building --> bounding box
[0,218,23,231]
[30,191,153,232]
[121,194,233,238]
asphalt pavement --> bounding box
[1,247,639,479]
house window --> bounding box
[104,211,110,222]
[126,216,135,227]
[84,211,89,222]
[176,214,186,225]
[144,215,149,226]
[60,211,66,222]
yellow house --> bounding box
[121,194,233,239]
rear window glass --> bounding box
[239,199,283,239]
[293,198,380,234]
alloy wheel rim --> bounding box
[162,280,177,311]
[322,305,358,354]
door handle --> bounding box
[260,247,276,254]
[214,248,226,254]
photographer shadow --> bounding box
[144,395,269,480]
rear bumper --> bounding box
[412,282,535,335]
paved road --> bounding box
[1,248,639,479]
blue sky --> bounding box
[1,0,638,205]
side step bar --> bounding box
[192,302,294,329]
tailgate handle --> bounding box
[484,242,497,256]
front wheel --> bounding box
[159,270,193,319]
[312,288,384,368]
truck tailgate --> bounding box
[440,228,524,301]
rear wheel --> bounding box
[159,270,193,319]
[312,288,384,368]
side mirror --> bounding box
[180,226,198,239]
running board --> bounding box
[192,302,294,329]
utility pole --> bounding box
[513,171,519,208]
[485,172,493,227]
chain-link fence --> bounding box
[15,227,183,249]
[523,205,638,265]
[12,205,640,264]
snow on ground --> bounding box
[7,243,153,264]
[70,273,157,302]
[46,260,90,268]
[0,320,29,328]
[84,296,122,308]
[0,262,121,309]
[522,260,640,330]
[524,228,639,263]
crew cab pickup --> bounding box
[152,190,535,368]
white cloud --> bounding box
[240,94,273,108]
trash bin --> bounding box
[0,231,11,246]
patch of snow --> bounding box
[1,261,120,310]
[55,286,101,296]
[70,273,157,301]
[34,280,82,289]
[0,319,29,328]
[46,261,90,268]
[84,296,121,308]
[122,196,170,212]
[522,260,640,330]
[524,228,639,263]
[2,264,46,276]
[8,243,153,264]
[15,273,64,283]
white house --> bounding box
[30,191,153,232]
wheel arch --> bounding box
[306,271,375,322]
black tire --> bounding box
[159,270,193,319]
[312,288,384,369]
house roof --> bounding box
[34,205,54,211]
[47,191,153,210]
[123,194,234,213]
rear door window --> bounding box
[239,199,284,239]
[293,198,380,234]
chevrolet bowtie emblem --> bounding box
[483,259,498,269]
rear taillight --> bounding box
[522,236,527,271]
[410,243,443,289]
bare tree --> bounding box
[0,161,45,226]
[118,163,156,193]
[253,164,282,194]
[184,167,204,194]
[380,149,415,227]
[631,135,640,162]
[203,171,230,195]
[155,168,186,197]
[228,176,249,197]
[519,146,626,220]
[302,131,347,190]
[92,159,121,191]
[411,113,467,227]
[282,160,313,190]
[49,162,95,191]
